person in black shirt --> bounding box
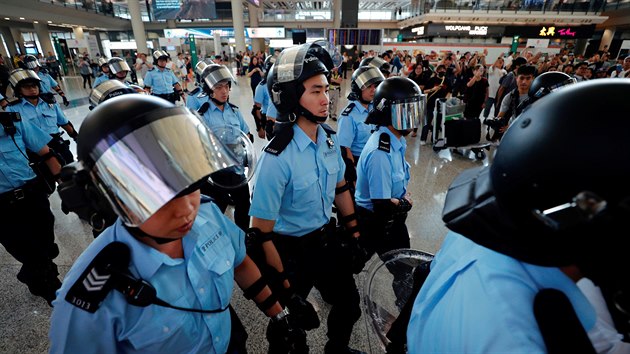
[417,65,452,141]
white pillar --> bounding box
[333,0,342,29]
[73,26,88,57]
[127,0,149,56]
[213,31,222,58]
[10,27,26,55]
[231,0,246,53]
[247,4,265,53]
[600,27,615,52]
[34,23,54,56]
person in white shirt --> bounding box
[483,56,507,120]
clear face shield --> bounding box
[90,80,136,107]
[109,60,131,74]
[195,61,209,76]
[25,59,41,69]
[86,106,242,226]
[274,41,342,84]
[383,95,426,130]
[206,125,257,190]
[9,69,40,88]
[203,66,237,89]
[153,50,169,61]
[355,68,385,91]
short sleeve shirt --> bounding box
[144,68,179,94]
[337,101,374,157]
[6,98,68,135]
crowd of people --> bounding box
[1,40,630,354]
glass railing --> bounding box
[394,0,630,19]
[40,0,150,21]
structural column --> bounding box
[127,0,149,55]
[247,4,264,53]
[333,0,342,29]
[34,22,55,55]
[0,27,19,59]
[9,27,26,55]
[600,27,615,52]
[231,0,246,53]
[73,26,88,57]
[213,31,222,57]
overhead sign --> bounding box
[411,26,425,36]
[66,39,88,48]
[526,38,550,48]
[246,27,285,38]
[407,24,504,38]
[158,37,183,47]
[164,28,235,38]
[505,25,595,39]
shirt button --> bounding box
[199,288,205,294]
[215,336,220,342]
[163,326,169,333]
[226,260,231,266]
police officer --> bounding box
[91,57,110,88]
[107,57,132,85]
[22,54,69,106]
[185,60,209,110]
[337,66,385,188]
[50,94,305,353]
[88,78,137,110]
[355,77,422,305]
[143,50,184,104]
[186,64,253,232]
[360,56,392,77]
[408,79,630,353]
[253,56,275,140]
[0,101,63,305]
[5,69,77,165]
[249,41,365,354]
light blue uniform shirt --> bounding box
[354,126,410,211]
[250,124,345,236]
[92,73,110,88]
[49,199,247,354]
[37,71,58,94]
[407,231,597,353]
[0,118,51,193]
[186,96,250,143]
[144,68,179,95]
[254,82,270,115]
[6,98,68,135]
[337,101,375,157]
[266,102,278,120]
[185,88,204,110]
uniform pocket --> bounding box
[291,172,319,207]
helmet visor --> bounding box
[98,57,108,67]
[109,60,131,74]
[204,66,237,89]
[195,61,208,76]
[532,77,577,99]
[9,69,40,87]
[90,80,135,107]
[88,107,240,226]
[355,68,385,91]
[153,50,169,61]
[390,95,426,130]
[274,41,341,83]
[25,60,41,69]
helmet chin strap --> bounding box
[296,104,328,123]
[358,96,371,105]
[211,97,226,106]
[124,225,181,245]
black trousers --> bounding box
[274,224,361,349]
[0,179,60,302]
[200,181,251,232]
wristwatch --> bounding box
[272,307,290,322]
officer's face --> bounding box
[116,71,128,80]
[102,66,110,73]
[299,74,329,119]
[139,190,201,239]
[158,58,167,67]
[19,82,39,97]
[211,81,231,103]
[361,83,377,103]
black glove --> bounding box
[285,293,320,331]
[248,133,254,143]
[340,232,370,274]
[267,311,309,354]
[62,96,69,106]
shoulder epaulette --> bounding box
[198,102,210,115]
[264,124,294,156]
[321,123,336,135]
[341,102,356,116]
[228,102,239,110]
[189,87,201,95]
[200,195,215,204]
[377,132,390,153]
[7,97,21,106]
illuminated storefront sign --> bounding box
[505,25,595,39]
[444,25,489,36]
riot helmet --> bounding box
[528,71,576,102]
[23,54,41,70]
[108,57,131,79]
[267,40,341,122]
[153,50,170,66]
[89,79,136,107]
[360,56,391,76]
[261,55,276,84]
[77,94,241,227]
[201,64,236,105]
[365,77,425,130]
[9,69,41,98]
[348,66,385,103]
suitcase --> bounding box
[444,119,481,147]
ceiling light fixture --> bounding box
[34,21,39,23]
[4,18,9,20]
[48,20,52,23]
[20,17,25,20]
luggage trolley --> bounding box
[431,97,491,160]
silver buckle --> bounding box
[13,188,25,201]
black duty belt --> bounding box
[0,179,39,205]
[276,220,334,251]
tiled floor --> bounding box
[0,72,496,354]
